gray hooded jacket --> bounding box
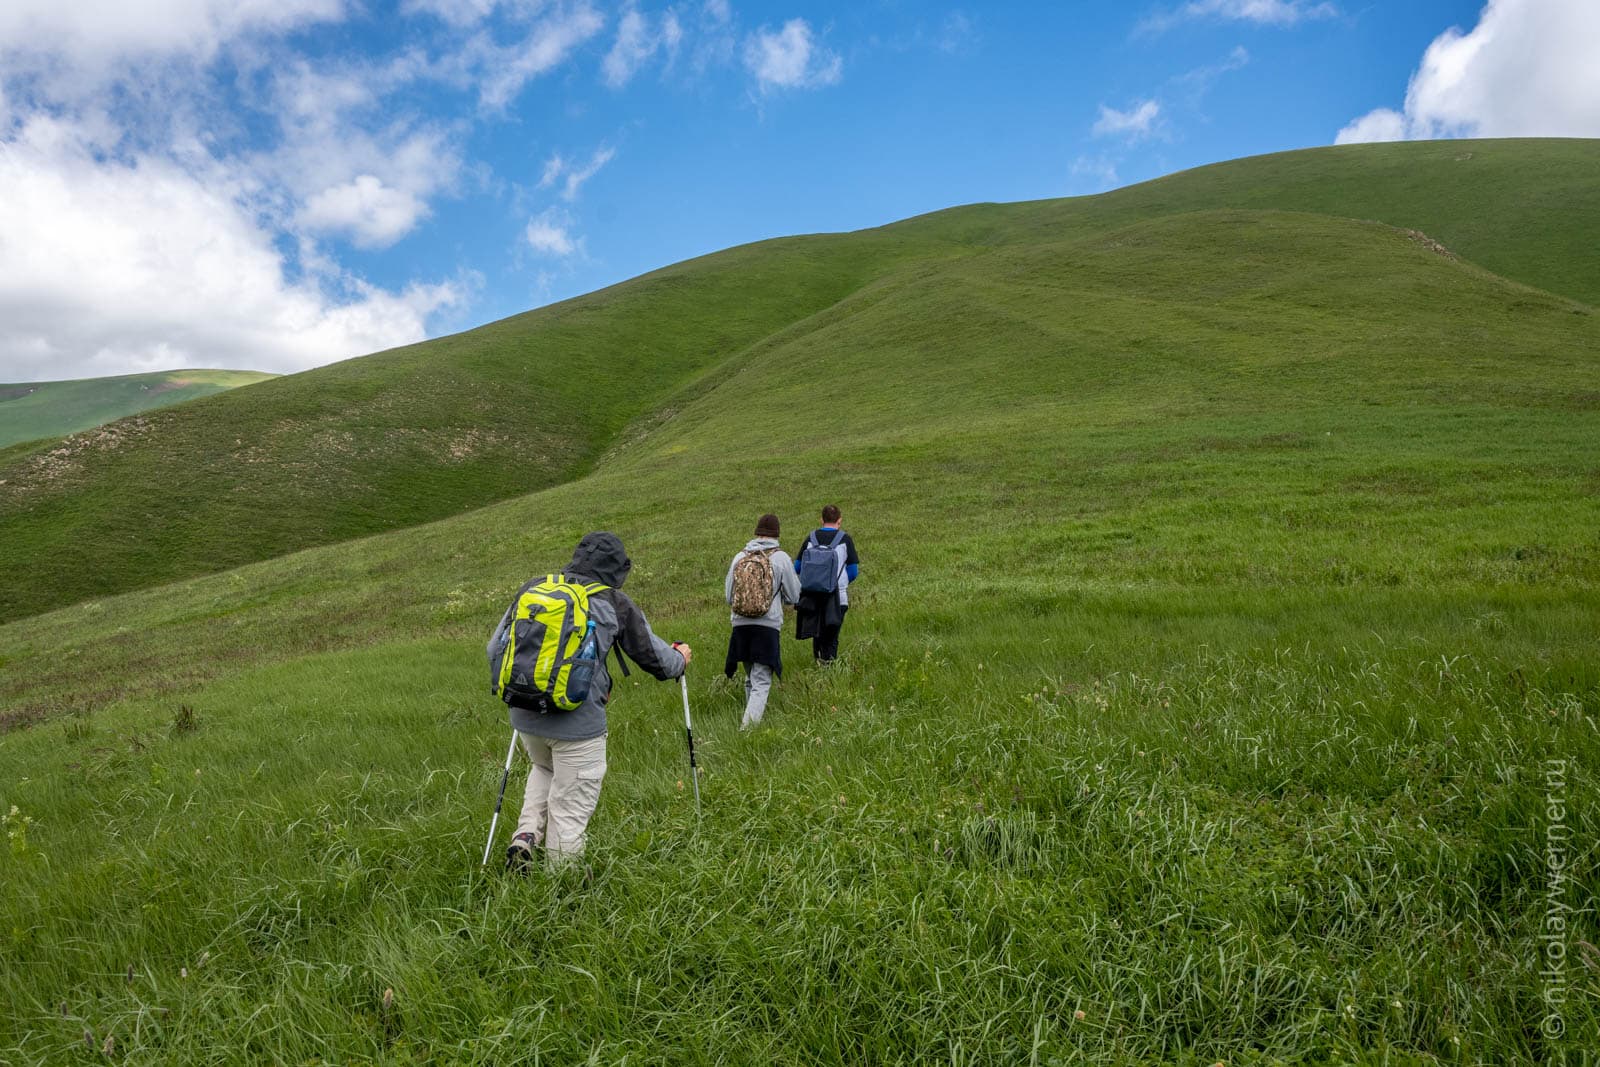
[724,537,800,628]
[488,532,685,741]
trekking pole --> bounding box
[480,729,519,867]
[680,674,701,817]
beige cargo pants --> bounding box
[515,732,607,864]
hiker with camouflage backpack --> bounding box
[724,513,801,729]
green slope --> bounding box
[2,139,1597,625]
[0,369,274,449]
[1,168,1598,1058]
[900,137,1600,307]
[0,232,964,624]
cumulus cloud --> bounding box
[526,208,579,256]
[0,0,523,379]
[743,19,842,92]
[1334,108,1405,145]
[1141,0,1336,33]
[1336,0,1600,145]
[603,6,683,88]
[1093,99,1162,141]
[263,61,462,246]
[0,0,343,61]
[0,116,459,379]
[298,175,430,248]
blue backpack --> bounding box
[798,530,845,594]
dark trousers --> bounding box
[814,605,848,661]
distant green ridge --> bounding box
[0,137,1596,624]
[0,369,275,449]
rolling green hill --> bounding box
[0,141,1596,1062]
[2,138,1597,625]
[0,369,274,449]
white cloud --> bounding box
[261,61,462,246]
[540,153,568,188]
[539,145,616,201]
[564,146,614,199]
[604,8,653,87]
[474,4,607,108]
[1334,107,1405,145]
[526,208,579,256]
[0,116,458,379]
[1070,155,1121,191]
[298,175,430,248]
[1093,99,1162,140]
[1141,0,1336,33]
[663,12,685,51]
[1177,44,1249,89]
[0,0,344,60]
[703,0,731,24]
[934,12,976,55]
[0,0,614,382]
[743,19,842,92]
[1337,0,1600,145]
[603,6,683,88]
[400,0,501,27]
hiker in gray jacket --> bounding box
[490,531,690,871]
[724,513,801,729]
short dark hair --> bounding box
[821,504,841,523]
[755,513,780,537]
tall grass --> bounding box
[3,630,1595,1063]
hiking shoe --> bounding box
[504,832,539,874]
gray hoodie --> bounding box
[724,536,801,629]
[488,531,685,741]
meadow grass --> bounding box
[2,143,1598,1062]
[4,419,1596,1059]
[3,618,1595,1063]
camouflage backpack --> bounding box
[730,549,777,618]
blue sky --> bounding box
[0,0,1595,381]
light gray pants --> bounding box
[741,662,774,729]
[515,732,607,864]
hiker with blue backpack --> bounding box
[486,532,691,871]
[794,505,860,663]
[725,513,802,729]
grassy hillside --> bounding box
[0,369,274,449]
[0,231,963,624]
[933,138,1600,307]
[3,139,1597,625]
[1,174,1597,1062]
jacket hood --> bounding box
[743,536,781,553]
[568,531,633,588]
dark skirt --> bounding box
[725,624,783,678]
[795,591,845,639]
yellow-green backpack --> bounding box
[490,574,607,711]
